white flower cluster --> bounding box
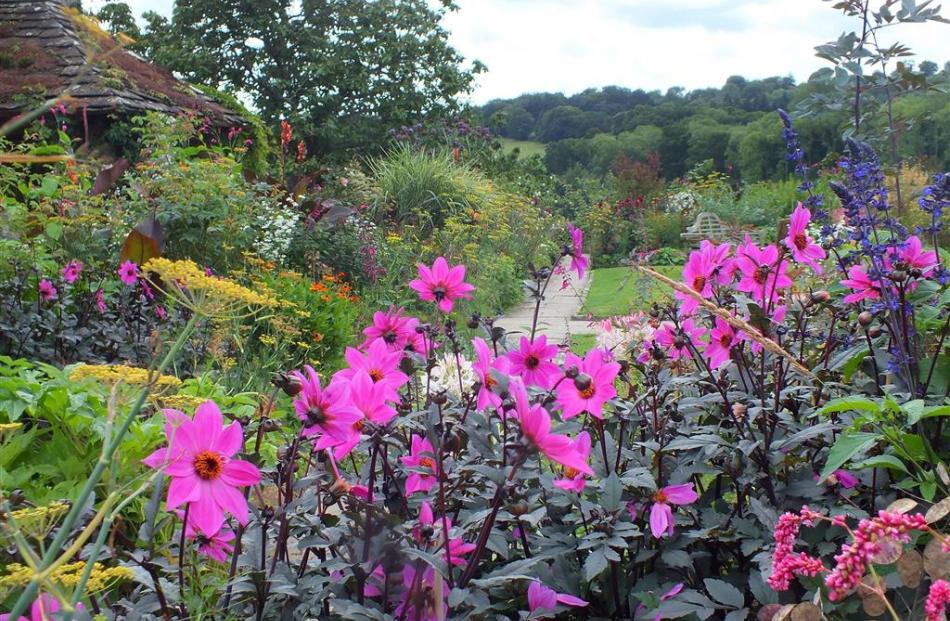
[255,197,301,264]
[662,190,699,215]
[593,313,656,359]
[429,352,476,399]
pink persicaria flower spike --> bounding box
[566,223,589,280]
[784,203,826,274]
[472,337,511,410]
[894,235,939,275]
[926,579,950,621]
[401,435,440,495]
[143,401,261,536]
[61,260,83,283]
[291,365,362,443]
[556,348,620,420]
[705,317,739,369]
[414,501,476,566]
[527,581,589,618]
[676,240,733,315]
[361,306,419,351]
[506,335,561,390]
[649,483,699,539]
[408,256,474,313]
[553,431,592,492]
[38,279,57,302]
[336,338,409,400]
[118,260,139,286]
[0,593,84,621]
[840,265,881,304]
[735,237,792,306]
[511,379,593,476]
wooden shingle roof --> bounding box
[0,0,245,125]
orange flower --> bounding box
[321,294,332,303]
[310,282,327,293]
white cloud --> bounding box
[86,0,950,103]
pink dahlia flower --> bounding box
[336,338,409,400]
[143,401,261,536]
[735,237,791,306]
[361,306,419,351]
[649,482,698,539]
[401,435,439,495]
[567,223,589,280]
[0,593,83,621]
[652,319,706,361]
[61,260,83,284]
[38,279,57,302]
[506,335,561,390]
[784,203,826,274]
[415,501,476,566]
[472,337,511,410]
[343,370,398,426]
[408,256,474,313]
[894,235,939,275]
[291,365,362,443]
[118,260,139,286]
[676,240,733,315]
[511,379,593,476]
[556,349,620,420]
[553,431,592,492]
[840,265,881,304]
[705,317,739,369]
[176,509,236,563]
[527,581,588,617]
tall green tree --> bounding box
[130,0,483,153]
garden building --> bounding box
[0,0,245,138]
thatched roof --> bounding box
[0,0,245,126]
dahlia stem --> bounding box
[177,503,190,602]
[5,312,199,621]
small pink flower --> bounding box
[38,279,57,302]
[61,260,83,283]
[511,379,593,476]
[566,223,589,280]
[414,501,476,567]
[175,510,235,563]
[361,306,419,351]
[408,256,474,313]
[395,565,447,621]
[527,581,588,617]
[652,319,705,361]
[556,349,620,420]
[336,338,409,400]
[401,435,439,495]
[143,401,261,536]
[0,593,83,621]
[155,305,167,320]
[95,288,107,314]
[784,203,826,274]
[925,579,950,621]
[649,483,698,539]
[553,431,592,492]
[472,337,511,410]
[118,260,139,286]
[734,238,791,305]
[290,365,362,443]
[840,265,881,304]
[705,317,739,369]
[506,335,561,390]
[824,469,859,489]
[894,235,939,275]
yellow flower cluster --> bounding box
[0,422,23,433]
[0,562,133,594]
[153,394,207,412]
[142,258,278,309]
[69,364,181,388]
[2,502,70,541]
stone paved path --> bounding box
[494,256,595,345]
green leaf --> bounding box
[819,432,881,481]
[601,472,622,512]
[852,454,908,473]
[911,405,950,425]
[818,396,881,416]
[704,578,744,609]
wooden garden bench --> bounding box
[681,212,767,246]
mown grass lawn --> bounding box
[581,265,682,318]
[497,137,546,159]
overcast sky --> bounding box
[87,0,949,104]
